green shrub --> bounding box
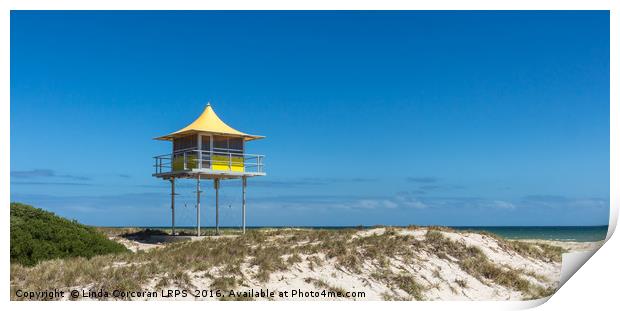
[10,202,127,266]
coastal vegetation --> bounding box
[10,224,567,301]
[10,203,127,266]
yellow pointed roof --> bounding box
[155,103,265,141]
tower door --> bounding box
[199,134,212,169]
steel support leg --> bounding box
[170,178,176,236]
[242,176,247,234]
[215,179,220,235]
[196,175,201,237]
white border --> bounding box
[2,1,616,311]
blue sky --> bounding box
[10,11,609,227]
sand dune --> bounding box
[11,227,600,301]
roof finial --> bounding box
[206,101,211,107]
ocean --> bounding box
[140,225,609,242]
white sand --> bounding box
[102,228,601,301]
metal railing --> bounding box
[153,149,265,175]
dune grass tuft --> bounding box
[425,230,555,299]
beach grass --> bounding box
[11,227,565,301]
[424,230,557,299]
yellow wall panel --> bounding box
[172,154,197,171]
[212,155,244,172]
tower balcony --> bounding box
[153,148,265,179]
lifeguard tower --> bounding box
[153,103,265,236]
